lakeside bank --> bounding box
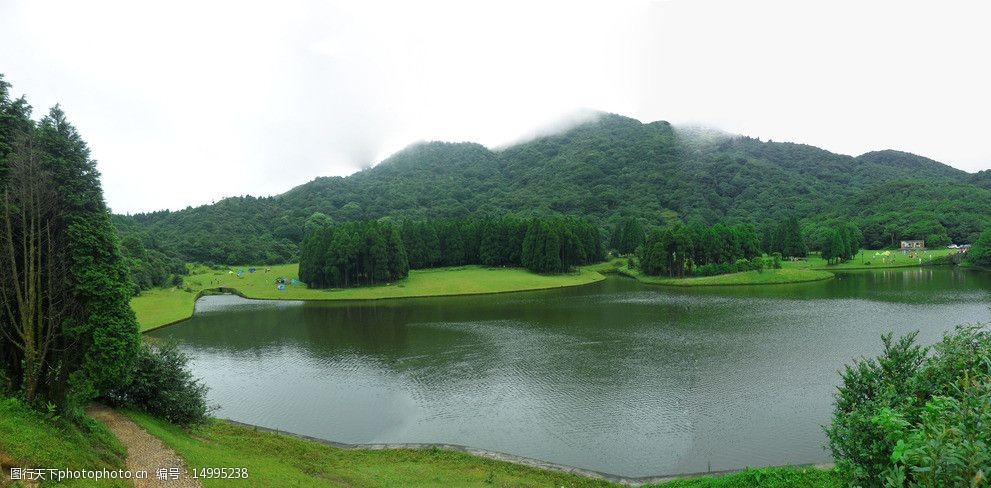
[124,410,841,487]
[131,263,608,332]
[0,395,840,487]
[131,251,959,331]
[617,265,834,286]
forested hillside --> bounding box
[116,113,991,264]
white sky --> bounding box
[2,0,989,214]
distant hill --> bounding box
[117,112,991,263]
[856,150,967,179]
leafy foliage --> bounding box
[609,216,646,254]
[817,223,861,264]
[300,216,602,288]
[636,221,761,277]
[967,228,991,267]
[520,217,602,273]
[108,342,211,425]
[299,219,409,288]
[768,217,807,258]
[118,233,187,294]
[1,76,139,411]
[826,326,991,487]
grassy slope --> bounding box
[0,398,128,487]
[619,266,833,286]
[125,412,614,488]
[0,397,842,488]
[783,248,954,270]
[131,263,605,331]
[126,411,839,488]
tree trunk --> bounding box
[0,134,65,404]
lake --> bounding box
[148,268,991,477]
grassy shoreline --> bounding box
[124,411,840,487]
[0,400,840,488]
[783,248,954,270]
[131,264,607,332]
[609,248,958,287]
[125,411,616,487]
[618,265,834,286]
[131,250,957,331]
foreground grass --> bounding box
[619,266,833,286]
[132,263,606,331]
[0,394,839,488]
[654,466,841,487]
[125,410,839,488]
[783,248,954,270]
[125,411,615,487]
[0,397,128,487]
[0,399,840,488]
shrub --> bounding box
[826,325,991,487]
[108,342,211,425]
[883,376,991,487]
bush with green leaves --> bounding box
[108,342,211,425]
[826,325,991,487]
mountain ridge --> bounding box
[116,112,991,264]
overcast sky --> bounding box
[2,0,989,214]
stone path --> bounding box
[87,405,201,488]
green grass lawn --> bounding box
[653,466,841,487]
[0,397,841,488]
[782,248,954,270]
[124,411,839,488]
[125,412,615,488]
[619,266,833,286]
[132,263,606,331]
[0,397,128,487]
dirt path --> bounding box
[87,406,201,488]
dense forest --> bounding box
[115,112,991,266]
[300,216,602,288]
[299,217,409,288]
[637,222,762,277]
[635,218,867,278]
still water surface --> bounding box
[149,268,991,476]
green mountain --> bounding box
[117,113,991,264]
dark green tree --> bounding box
[610,217,645,255]
[821,228,843,264]
[966,228,991,267]
[1,100,139,410]
[771,217,807,258]
[37,106,140,406]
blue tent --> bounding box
[248,267,256,273]
[277,284,286,291]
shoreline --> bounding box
[138,267,607,333]
[806,263,952,271]
[220,418,834,486]
[616,266,835,287]
[137,259,963,332]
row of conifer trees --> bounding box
[299,215,603,288]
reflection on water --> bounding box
[150,268,991,476]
